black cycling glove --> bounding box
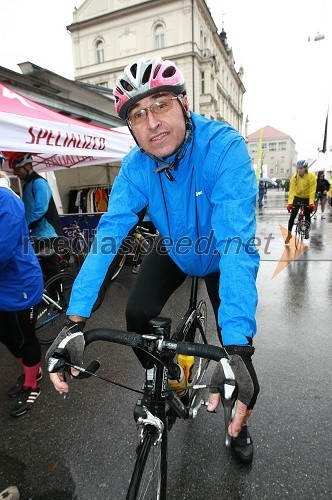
[210,345,259,410]
[45,318,86,371]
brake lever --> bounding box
[219,358,236,447]
[47,348,72,373]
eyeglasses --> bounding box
[127,96,180,127]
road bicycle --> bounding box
[60,220,90,275]
[295,204,315,243]
[48,276,236,499]
[35,271,75,346]
[110,224,159,280]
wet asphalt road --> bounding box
[1,190,332,500]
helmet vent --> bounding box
[162,66,176,78]
[153,64,162,79]
[142,64,152,85]
[130,63,137,79]
[120,79,133,92]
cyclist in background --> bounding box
[48,57,260,465]
[0,162,43,417]
[9,153,62,281]
[315,170,330,219]
[285,160,317,243]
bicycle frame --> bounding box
[48,277,235,499]
[172,276,206,344]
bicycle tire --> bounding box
[35,272,75,345]
[127,422,167,500]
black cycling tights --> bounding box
[0,308,41,366]
[288,197,310,232]
[126,245,220,369]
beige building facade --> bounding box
[247,126,297,178]
[68,0,246,132]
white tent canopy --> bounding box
[309,152,332,174]
[0,82,134,173]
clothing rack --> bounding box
[67,184,111,214]
[68,183,112,190]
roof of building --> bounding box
[248,125,290,140]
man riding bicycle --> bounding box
[285,160,317,243]
[48,57,260,465]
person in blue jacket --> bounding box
[9,153,62,281]
[48,57,260,464]
[0,161,43,417]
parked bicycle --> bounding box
[48,277,236,499]
[35,269,75,346]
[110,224,159,279]
[59,220,90,275]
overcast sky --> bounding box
[0,0,331,160]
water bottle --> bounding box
[178,354,195,387]
[168,364,187,396]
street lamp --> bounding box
[308,32,330,155]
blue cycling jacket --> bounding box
[68,113,259,346]
[23,172,59,239]
[0,187,43,311]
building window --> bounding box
[249,144,257,153]
[280,168,284,174]
[279,141,286,151]
[281,156,285,163]
[270,168,274,175]
[269,142,276,151]
[96,40,104,64]
[262,143,267,150]
[201,72,205,94]
[154,24,165,49]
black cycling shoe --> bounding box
[231,425,253,465]
[7,369,43,398]
[10,387,41,417]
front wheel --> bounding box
[127,424,167,500]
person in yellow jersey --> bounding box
[285,160,317,243]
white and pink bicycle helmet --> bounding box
[113,57,186,120]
